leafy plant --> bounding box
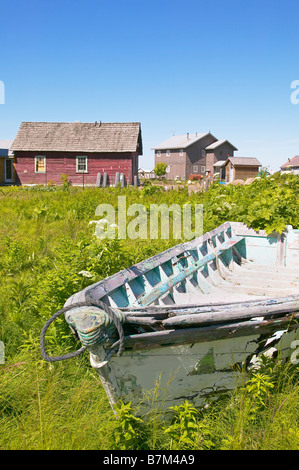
[164,401,214,450]
[0,180,298,450]
[244,372,275,410]
[112,401,144,450]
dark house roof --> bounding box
[11,122,142,154]
[281,155,299,169]
[225,157,261,167]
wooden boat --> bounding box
[41,222,299,411]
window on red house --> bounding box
[35,156,46,173]
[76,156,88,173]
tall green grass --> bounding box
[0,348,116,449]
[1,347,298,450]
[0,180,298,450]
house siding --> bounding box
[155,149,187,180]
[14,151,137,186]
[185,135,216,178]
[206,143,236,174]
[234,166,259,181]
[225,163,259,182]
[213,142,235,162]
[155,134,217,180]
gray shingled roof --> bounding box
[226,157,261,166]
[213,160,226,167]
[205,139,238,151]
[152,132,217,150]
[11,122,142,153]
[0,140,13,157]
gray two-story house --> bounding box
[152,132,237,180]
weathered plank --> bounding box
[135,236,244,307]
[124,316,160,326]
[110,312,299,351]
[78,223,232,300]
[161,300,299,327]
[122,295,299,316]
[59,221,299,413]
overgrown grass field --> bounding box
[0,174,298,450]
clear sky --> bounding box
[1,0,299,171]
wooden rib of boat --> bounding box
[47,222,299,411]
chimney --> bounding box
[187,133,189,140]
[95,121,97,126]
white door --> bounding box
[4,159,13,183]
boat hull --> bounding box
[61,222,299,411]
[88,325,298,411]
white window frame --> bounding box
[201,166,205,173]
[166,149,170,157]
[201,149,206,158]
[156,151,161,158]
[166,165,170,173]
[193,165,198,173]
[35,156,46,173]
[76,156,88,173]
[179,149,183,156]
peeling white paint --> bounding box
[60,222,299,412]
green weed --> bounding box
[0,179,298,449]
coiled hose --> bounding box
[40,298,125,362]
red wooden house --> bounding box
[11,121,142,186]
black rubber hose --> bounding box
[40,299,125,362]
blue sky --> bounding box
[1,0,299,171]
